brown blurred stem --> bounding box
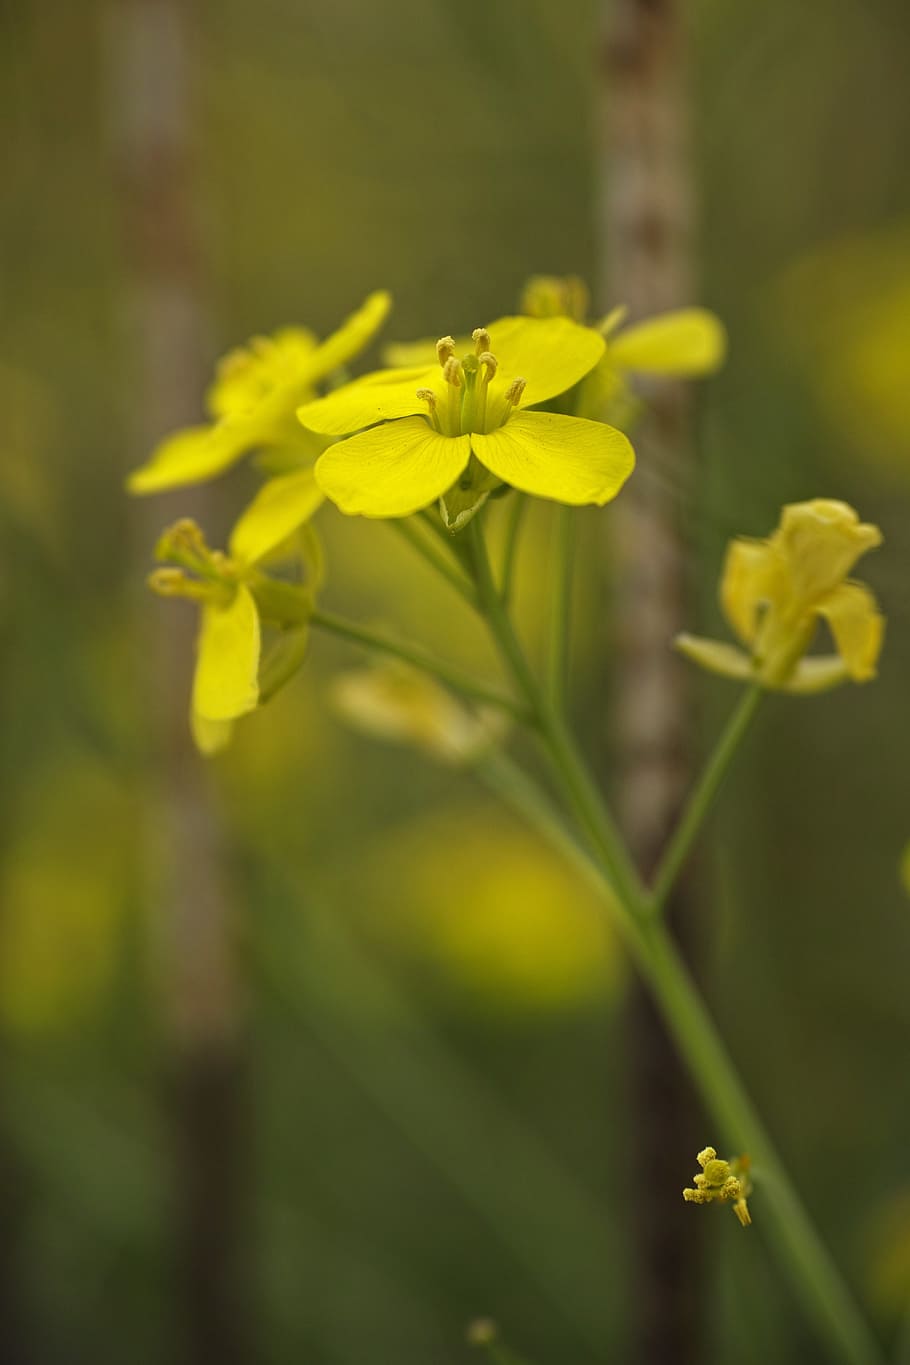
[598,1,704,1360]
[107,2,252,1361]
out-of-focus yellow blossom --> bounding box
[299,316,634,529]
[683,1146,752,1228]
[677,499,885,693]
[151,515,315,754]
[332,662,503,765]
[127,290,390,494]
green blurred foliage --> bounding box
[2,1,910,1363]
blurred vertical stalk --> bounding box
[107,3,251,1362]
[598,2,703,1362]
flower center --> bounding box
[416,327,525,437]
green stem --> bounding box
[546,504,574,710]
[467,516,642,907]
[465,513,882,1365]
[389,517,477,606]
[649,683,764,913]
[499,492,527,605]
[309,607,530,722]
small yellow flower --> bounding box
[683,1146,752,1228]
[150,513,316,754]
[332,662,502,765]
[299,316,635,528]
[677,499,885,693]
[127,291,390,494]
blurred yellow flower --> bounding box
[332,662,502,765]
[127,290,390,493]
[300,317,634,528]
[151,515,315,753]
[677,499,885,692]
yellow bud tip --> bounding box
[702,1159,731,1185]
[504,376,526,406]
[466,1318,498,1347]
[416,387,437,410]
[472,326,492,355]
[733,1198,752,1228]
[478,351,498,377]
[696,1147,717,1169]
[436,335,456,367]
[443,356,463,387]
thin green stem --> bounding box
[649,683,764,914]
[546,504,574,711]
[309,607,530,721]
[467,514,642,908]
[499,492,527,605]
[389,517,477,606]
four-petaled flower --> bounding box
[127,290,390,494]
[299,316,636,529]
[677,499,885,692]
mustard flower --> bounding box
[150,509,317,754]
[677,499,885,692]
[298,317,635,528]
[127,290,390,494]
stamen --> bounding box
[416,387,441,432]
[472,326,491,355]
[504,376,526,406]
[436,335,456,367]
[442,356,463,387]
[478,351,497,378]
[442,356,463,433]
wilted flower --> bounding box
[677,499,885,693]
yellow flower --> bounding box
[683,1146,752,1228]
[299,316,635,528]
[150,514,316,754]
[677,499,885,692]
[127,290,390,494]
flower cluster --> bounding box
[683,1146,752,1228]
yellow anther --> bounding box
[148,567,189,596]
[443,356,463,387]
[504,376,526,406]
[416,387,437,410]
[696,1147,717,1169]
[722,1176,743,1200]
[478,351,498,377]
[683,1187,710,1204]
[436,335,456,367]
[472,326,492,355]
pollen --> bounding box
[416,387,437,410]
[472,326,492,355]
[436,335,456,367]
[442,356,463,387]
[504,376,526,406]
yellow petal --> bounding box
[782,657,850,694]
[315,417,471,518]
[191,712,236,755]
[484,315,605,409]
[720,537,779,646]
[298,366,435,436]
[470,411,634,506]
[192,585,261,721]
[674,635,755,682]
[228,467,324,565]
[816,581,884,681]
[305,290,392,380]
[608,308,727,375]
[775,499,882,607]
[126,423,252,494]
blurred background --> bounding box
[2,1,910,1362]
